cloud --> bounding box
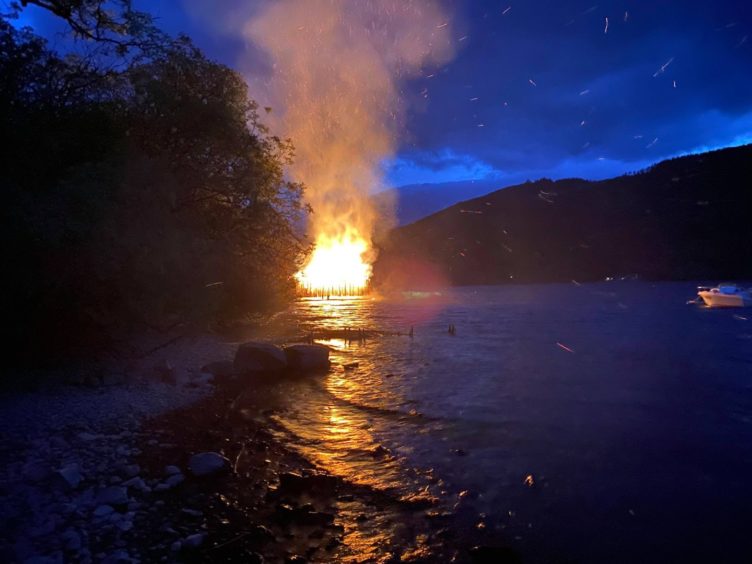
[383,149,504,187]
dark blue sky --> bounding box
[14,0,752,191]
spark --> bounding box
[733,314,748,321]
[582,141,590,149]
[579,89,590,95]
[653,57,675,77]
[204,281,224,287]
[580,120,586,126]
[604,16,609,34]
[624,11,629,22]
[646,137,658,148]
[436,22,448,29]
[460,209,483,214]
[425,73,436,78]
[459,35,468,41]
[673,79,677,88]
[556,342,575,353]
[633,134,644,139]
[571,279,582,286]
[737,35,748,48]
[529,78,537,87]
[469,97,479,101]
[502,6,512,15]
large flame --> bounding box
[296,229,371,295]
[238,0,455,297]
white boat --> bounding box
[697,284,752,308]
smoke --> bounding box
[242,0,455,266]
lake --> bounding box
[242,282,752,562]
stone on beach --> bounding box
[234,341,287,375]
[188,452,229,477]
[284,344,330,371]
[57,463,82,489]
[96,486,128,506]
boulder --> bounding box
[57,463,82,489]
[233,342,287,375]
[95,486,128,507]
[188,452,229,477]
[284,344,330,371]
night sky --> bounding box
[16,0,752,194]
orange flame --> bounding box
[296,229,371,296]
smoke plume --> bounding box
[243,0,455,274]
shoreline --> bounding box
[0,332,511,563]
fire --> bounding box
[296,229,371,296]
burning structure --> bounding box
[244,0,455,296]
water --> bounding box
[243,282,752,562]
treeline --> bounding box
[1,5,308,367]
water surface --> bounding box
[246,282,752,562]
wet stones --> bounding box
[275,503,334,527]
[277,471,339,497]
[234,342,287,375]
[188,452,229,477]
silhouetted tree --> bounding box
[1,18,307,369]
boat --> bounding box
[697,284,752,308]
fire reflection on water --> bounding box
[250,295,449,560]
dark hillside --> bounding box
[373,145,752,287]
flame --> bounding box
[296,229,371,296]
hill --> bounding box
[373,145,752,288]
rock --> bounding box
[163,473,184,489]
[181,508,203,518]
[233,342,287,375]
[188,452,229,477]
[200,360,235,379]
[164,465,181,476]
[279,471,338,496]
[77,432,100,441]
[275,503,334,526]
[57,464,82,489]
[61,530,82,551]
[121,464,140,479]
[170,541,181,552]
[122,477,147,492]
[283,344,330,371]
[93,505,114,517]
[96,486,128,507]
[182,533,205,549]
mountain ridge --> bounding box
[373,144,752,289]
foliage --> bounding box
[1,18,307,366]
